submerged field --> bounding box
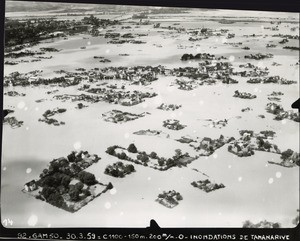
[1,7,299,228]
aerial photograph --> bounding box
[1,0,299,228]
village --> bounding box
[2,3,299,228]
[23,151,113,213]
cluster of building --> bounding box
[233,90,257,99]
[266,103,300,122]
[102,109,148,123]
[163,119,186,130]
[156,190,183,208]
[191,179,225,192]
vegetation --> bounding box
[242,220,281,228]
[104,162,135,178]
[5,15,118,48]
[191,179,225,192]
[127,143,138,153]
[24,151,108,212]
[156,190,183,208]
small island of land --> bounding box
[23,150,113,213]
[156,190,183,208]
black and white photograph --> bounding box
[1,0,299,229]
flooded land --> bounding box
[1,2,299,228]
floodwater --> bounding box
[1,8,299,228]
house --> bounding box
[199,137,212,149]
[28,76,38,83]
[24,180,37,192]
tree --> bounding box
[127,143,138,153]
[176,193,183,201]
[281,149,294,160]
[49,161,60,172]
[71,163,82,174]
[242,220,254,228]
[48,192,64,207]
[59,158,69,167]
[75,181,84,191]
[69,188,80,201]
[78,171,97,185]
[82,189,91,197]
[41,186,56,199]
[137,153,149,162]
[158,159,165,166]
[106,146,116,155]
[42,176,56,187]
[61,175,71,187]
[126,164,135,173]
[118,152,127,160]
[107,182,113,190]
[150,151,157,159]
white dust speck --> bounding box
[213,154,218,159]
[254,88,258,92]
[170,113,176,118]
[268,178,274,184]
[124,133,130,139]
[265,164,269,167]
[17,101,26,109]
[73,142,81,150]
[35,107,39,111]
[97,177,101,181]
[281,119,286,125]
[229,55,235,62]
[276,172,282,178]
[110,188,117,195]
[120,212,124,216]
[147,177,151,181]
[24,107,28,111]
[87,41,91,45]
[26,168,32,174]
[27,215,38,226]
[196,47,201,52]
[228,165,232,169]
[105,202,111,209]
[199,100,204,105]
[26,127,29,130]
[47,224,51,227]
[3,167,7,171]
[218,212,222,216]
[205,157,208,160]
[238,177,243,182]
[105,49,110,54]
[188,61,192,64]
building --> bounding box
[24,180,37,192]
